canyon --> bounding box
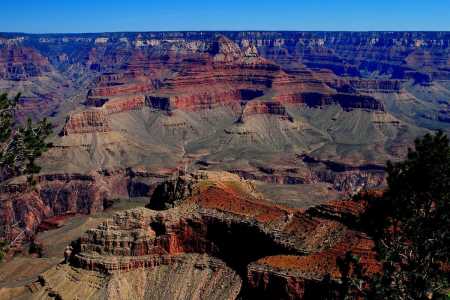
[0,31,449,299]
[1,171,381,299]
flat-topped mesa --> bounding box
[240,101,294,122]
[316,70,405,93]
[143,39,309,113]
[343,78,403,93]
[333,93,385,111]
[276,91,384,111]
[84,35,336,116]
[82,37,277,115]
[62,109,111,135]
[62,94,148,135]
[103,95,146,114]
[0,45,52,80]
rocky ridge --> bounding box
[19,171,381,299]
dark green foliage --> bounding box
[336,131,450,299]
[0,240,8,262]
[0,93,19,143]
[0,93,52,183]
[336,252,368,299]
[373,131,450,299]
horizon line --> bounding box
[2,30,450,35]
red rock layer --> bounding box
[247,231,380,299]
[87,82,152,99]
[0,45,51,80]
[85,36,330,115]
[62,35,386,136]
[68,172,380,298]
[148,89,242,112]
[37,213,76,232]
[187,185,290,223]
[0,172,128,242]
[62,110,111,135]
[241,101,293,121]
[62,94,147,134]
[104,95,145,114]
[276,91,385,111]
[241,200,381,298]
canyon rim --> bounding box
[0,1,450,299]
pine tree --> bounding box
[0,93,53,262]
[335,131,450,299]
[373,131,450,299]
[0,93,52,183]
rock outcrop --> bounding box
[31,254,242,300]
[240,101,294,122]
[0,44,51,80]
[276,92,384,111]
[23,171,381,299]
[0,172,128,242]
[62,110,111,135]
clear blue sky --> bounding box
[2,0,450,33]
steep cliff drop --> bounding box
[10,171,380,300]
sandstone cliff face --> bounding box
[31,254,242,300]
[60,35,324,134]
[87,82,151,99]
[20,171,380,299]
[240,101,294,122]
[3,31,449,90]
[62,110,111,135]
[0,44,51,80]
[0,167,177,245]
[276,92,384,111]
[52,33,439,144]
[0,172,129,242]
[103,95,146,114]
[147,89,243,112]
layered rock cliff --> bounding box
[0,43,52,80]
[0,172,129,242]
[24,171,380,299]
